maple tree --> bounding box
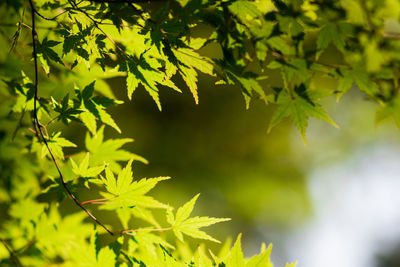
[0,0,399,266]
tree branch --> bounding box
[68,0,124,53]
[34,9,68,21]
[28,0,114,236]
[0,238,23,267]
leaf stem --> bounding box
[80,195,117,205]
[67,0,124,53]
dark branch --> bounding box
[28,0,114,236]
[68,0,124,52]
[0,238,23,267]
[34,9,68,21]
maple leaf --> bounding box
[70,153,104,178]
[99,160,169,227]
[268,85,338,142]
[85,126,147,173]
[76,81,121,134]
[166,194,230,243]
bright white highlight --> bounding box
[287,145,400,267]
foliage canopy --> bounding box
[0,0,399,266]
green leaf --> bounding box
[9,198,46,223]
[167,194,230,243]
[104,160,168,199]
[336,68,379,100]
[376,97,400,128]
[317,23,345,56]
[100,160,169,227]
[80,111,97,135]
[175,49,214,77]
[267,36,291,55]
[194,246,214,267]
[228,0,263,27]
[131,206,162,228]
[246,243,273,267]
[135,231,175,250]
[85,126,147,173]
[8,71,35,112]
[179,65,199,104]
[336,71,354,101]
[34,206,93,259]
[70,228,116,266]
[36,37,63,74]
[52,94,82,125]
[42,132,76,159]
[127,72,140,100]
[97,247,116,266]
[175,193,199,223]
[38,53,50,75]
[224,234,245,267]
[176,0,190,6]
[228,72,268,109]
[71,153,105,178]
[126,56,177,111]
[77,81,121,133]
[229,0,260,16]
[102,160,169,204]
[175,48,214,104]
[268,85,338,142]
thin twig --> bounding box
[44,115,59,127]
[270,51,350,70]
[9,22,21,54]
[28,0,114,236]
[34,9,67,21]
[12,108,26,141]
[359,0,374,32]
[64,153,81,159]
[68,0,124,53]
[15,239,36,254]
[80,195,117,205]
[0,238,23,267]
[382,31,400,39]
